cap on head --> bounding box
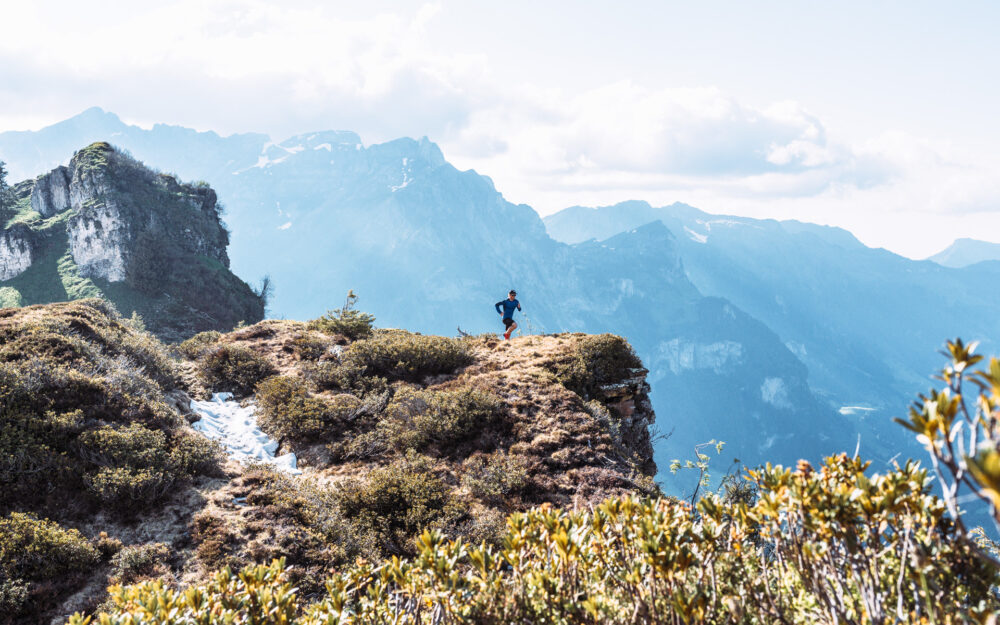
[509,290,517,296]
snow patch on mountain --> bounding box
[658,339,744,374]
[760,377,792,409]
[191,393,301,474]
[684,226,707,244]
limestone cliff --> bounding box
[0,142,263,340]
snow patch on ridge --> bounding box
[191,393,301,474]
[684,226,707,244]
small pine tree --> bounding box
[309,290,376,340]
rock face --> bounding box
[0,142,263,341]
[28,144,231,284]
[0,228,32,280]
[592,367,657,476]
[29,165,71,217]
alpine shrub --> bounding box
[334,454,462,556]
[308,291,376,340]
[344,330,473,381]
[380,387,501,453]
[556,333,643,398]
[175,330,222,359]
[197,344,275,396]
[256,376,361,443]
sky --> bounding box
[1,0,998,258]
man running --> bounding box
[495,290,521,340]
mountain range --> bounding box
[2,108,996,490]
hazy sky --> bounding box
[1,0,998,258]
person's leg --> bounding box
[503,318,513,339]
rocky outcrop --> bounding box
[29,165,71,217]
[1,142,264,341]
[0,228,32,280]
[593,367,657,476]
[67,197,127,281]
[23,144,234,284]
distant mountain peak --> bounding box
[928,237,1000,268]
[58,106,124,129]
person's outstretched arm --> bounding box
[495,301,503,315]
[517,301,522,311]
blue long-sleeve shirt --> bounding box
[495,298,521,319]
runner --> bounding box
[495,290,521,340]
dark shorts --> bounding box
[503,317,515,329]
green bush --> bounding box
[334,454,462,556]
[197,344,275,396]
[85,467,173,510]
[344,330,473,381]
[175,330,222,359]
[255,376,361,443]
[78,423,171,469]
[166,429,224,475]
[75,423,220,508]
[556,333,643,398]
[291,331,334,360]
[305,360,389,397]
[0,513,98,618]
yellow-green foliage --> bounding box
[555,333,643,398]
[255,376,361,443]
[344,330,473,381]
[74,454,998,624]
[71,560,298,625]
[896,339,1000,539]
[0,513,98,614]
[196,343,275,396]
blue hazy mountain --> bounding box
[4,109,934,487]
[545,201,1000,462]
[928,237,1000,268]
